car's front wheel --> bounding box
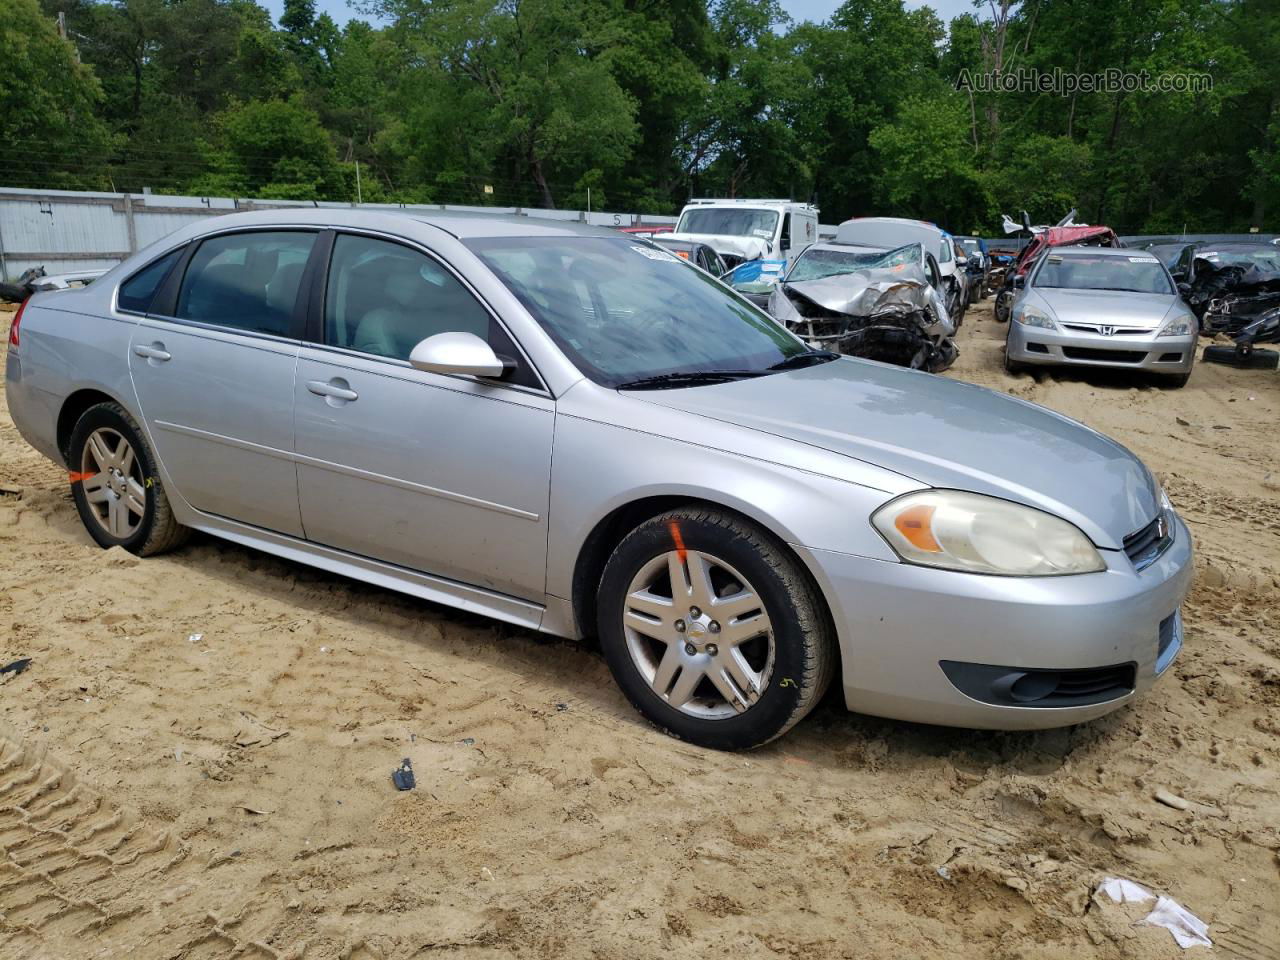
[994,289,1012,323]
[68,402,189,555]
[597,508,835,750]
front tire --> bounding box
[597,508,836,750]
[994,289,1012,323]
[68,402,189,556]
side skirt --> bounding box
[184,510,548,633]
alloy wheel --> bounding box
[622,549,775,720]
[80,427,146,539]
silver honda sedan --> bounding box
[4,211,1193,749]
[1005,246,1198,385]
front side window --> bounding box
[1033,254,1174,294]
[176,231,316,335]
[676,207,779,241]
[468,237,809,388]
[118,248,183,314]
[323,234,492,362]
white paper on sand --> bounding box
[1096,877,1212,949]
[1141,896,1212,949]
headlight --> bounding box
[871,490,1105,576]
[1158,314,1196,338]
[1014,305,1057,330]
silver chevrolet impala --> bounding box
[4,211,1193,749]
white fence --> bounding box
[0,187,692,281]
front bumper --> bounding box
[1007,322,1195,375]
[796,513,1194,729]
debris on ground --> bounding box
[391,758,415,791]
[0,658,32,682]
[1096,877,1212,949]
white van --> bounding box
[670,199,819,270]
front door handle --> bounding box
[133,343,171,362]
[306,378,359,402]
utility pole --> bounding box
[355,161,362,205]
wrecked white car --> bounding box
[767,242,958,372]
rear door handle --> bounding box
[306,378,358,402]
[133,343,171,362]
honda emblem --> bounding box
[1098,325,1116,336]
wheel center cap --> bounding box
[686,620,707,642]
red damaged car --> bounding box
[994,224,1120,323]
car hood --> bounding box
[1035,288,1176,329]
[666,232,770,261]
[632,358,1158,549]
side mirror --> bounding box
[1177,282,1192,297]
[409,332,506,378]
[1012,274,1026,289]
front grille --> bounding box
[1062,346,1147,363]
[1061,323,1150,336]
[1124,512,1173,570]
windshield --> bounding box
[1034,254,1174,294]
[958,239,981,256]
[467,237,807,387]
[1197,247,1280,270]
[676,207,779,241]
[786,243,920,282]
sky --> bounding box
[258,0,980,29]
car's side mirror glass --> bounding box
[408,332,507,379]
[1177,282,1192,297]
[1012,275,1026,289]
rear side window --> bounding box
[176,231,316,336]
[118,249,183,314]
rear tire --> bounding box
[67,402,189,556]
[597,508,836,750]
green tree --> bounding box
[0,0,117,188]
[193,96,348,199]
[868,94,991,230]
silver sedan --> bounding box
[5,211,1192,749]
[1005,246,1198,386]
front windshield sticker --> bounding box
[753,229,773,239]
[630,245,681,263]
[1129,256,1157,263]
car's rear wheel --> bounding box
[68,402,189,555]
[597,508,835,750]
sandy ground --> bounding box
[0,299,1277,960]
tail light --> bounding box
[8,297,29,348]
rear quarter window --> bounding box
[117,249,183,314]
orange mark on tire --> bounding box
[68,471,94,484]
[667,520,687,562]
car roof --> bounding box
[1043,245,1156,259]
[172,207,624,241]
